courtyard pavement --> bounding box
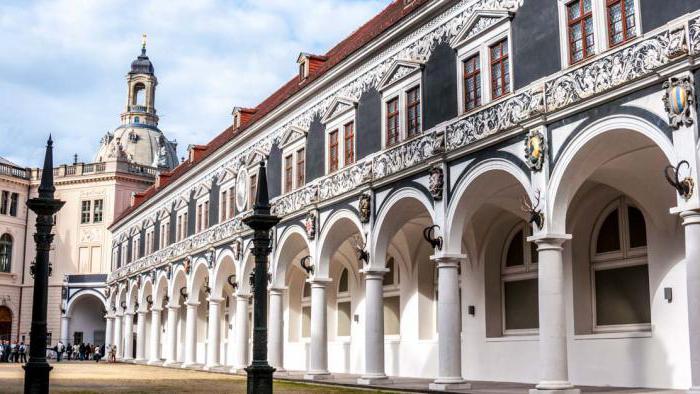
[0,361,684,393]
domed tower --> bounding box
[95,35,178,170]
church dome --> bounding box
[130,48,154,75]
[94,125,178,169]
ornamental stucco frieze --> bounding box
[689,17,700,54]
[373,129,445,179]
[545,25,688,112]
[318,161,373,200]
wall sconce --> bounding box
[664,287,673,303]
[468,305,475,316]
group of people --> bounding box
[54,341,105,362]
[0,340,27,363]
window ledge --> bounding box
[0,272,17,279]
[486,335,538,342]
[574,331,652,340]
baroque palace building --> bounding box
[106,0,700,391]
[0,41,178,348]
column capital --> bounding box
[185,301,200,308]
[269,287,287,295]
[235,292,252,300]
[137,309,148,315]
[124,311,135,317]
[681,209,700,225]
[430,253,466,267]
[207,297,225,304]
[527,233,572,248]
[151,307,163,313]
[360,267,388,279]
[105,315,115,320]
[61,315,72,320]
[307,277,332,287]
[167,304,180,311]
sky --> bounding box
[0,0,387,167]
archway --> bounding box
[0,306,12,342]
[65,291,107,346]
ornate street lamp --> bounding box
[23,136,65,394]
[242,160,279,394]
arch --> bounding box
[0,233,13,273]
[153,271,169,307]
[65,289,108,317]
[445,158,532,254]
[138,278,154,312]
[187,257,210,303]
[372,187,436,271]
[212,248,237,297]
[548,114,676,234]
[238,243,256,294]
[272,225,310,288]
[0,306,12,341]
[317,209,364,278]
[126,281,139,313]
[168,265,188,307]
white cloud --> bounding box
[0,0,386,166]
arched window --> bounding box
[383,256,400,336]
[337,268,351,336]
[0,306,12,342]
[301,281,311,338]
[0,234,12,273]
[501,222,538,334]
[133,83,146,106]
[591,198,650,331]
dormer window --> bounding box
[297,53,328,83]
[232,107,256,129]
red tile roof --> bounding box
[111,0,431,229]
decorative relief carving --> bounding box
[546,25,687,112]
[271,184,318,217]
[304,210,317,240]
[446,87,544,151]
[318,161,372,200]
[524,128,546,172]
[428,166,444,200]
[373,130,444,178]
[79,228,102,243]
[690,17,700,54]
[358,192,372,224]
[662,75,695,129]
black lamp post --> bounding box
[23,136,65,394]
[242,160,279,394]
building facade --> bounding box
[107,0,700,391]
[0,42,177,349]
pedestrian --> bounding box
[79,342,85,361]
[56,341,65,362]
[18,342,26,363]
[73,343,79,360]
[94,345,101,363]
[66,342,72,360]
[110,345,117,363]
[10,342,17,363]
[0,342,4,362]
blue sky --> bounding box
[0,0,386,167]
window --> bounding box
[196,201,209,232]
[490,39,510,99]
[159,221,169,248]
[249,174,257,209]
[177,211,188,241]
[501,223,539,334]
[591,198,650,331]
[606,0,636,47]
[328,130,339,173]
[284,154,293,194]
[220,190,227,222]
[228,186,235,219]
[406,87,421,137]
[81,201,91,224]
[302,282,311,338]
[8,193,18,217]
[386,98,400,147]
[93,199,103,223]
[0,191,8,215]
[383,256,400,335]
[463,54,481,111]
[296,148,305,187]
[132,235,140,261]
[343,122,355,166]
[567,0,595,64]
[337,268,351,337]
[0,234,12,273]
[145,229,154,255]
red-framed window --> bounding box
[607,0,636,47]
[386,98,400,147]
[329,130,339,173]
[284,154,293,193]
[463,54,481,111]
[567,0,595,64]
[344,121,355,166]
[296,148,305,186]
[490,39,510,99]
[406,87,421,138]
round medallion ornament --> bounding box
[235,168,248,213]
[524,129,546,172]
[662,75,695,129]
[669,85,688,115]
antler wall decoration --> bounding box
[180,287,188,301]
[665,160,694,200]
[423,224,443,251]
[299,255,314,275]
[146,295,153,306]
[520,190,544,230]
[350,234,370,265]
[227,274,238,291]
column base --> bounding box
[182,362,203,369]
[273,370,289,377]
[529,389,580,394]
[304,372,331,381]
[134,359,148,364]
[429,380,472,391]
[147,360,163,366]
[162,361,181,367]
[688,387,700,393]
[531,382,580,394]
[230,367,248,374]
[202,363,221,371]
[357,375,392,385]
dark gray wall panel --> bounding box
[169,209,177,246]
[512,0,560,90]
[306,115,325,182]
[357,88,382,160]
[153,219,161,252]
[187,191,196,236]
[641,0,696,32]
[423,42,458,129]
[209,180,220,226]
[268,143,282,198]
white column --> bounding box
[183,301,199,367]
[358,269,389,384]
[135,311,147,362]
[123,312,134,360]
[148,308,162,365]
[232,293,250,372]
[429,255,470,391]
[204,297,223,370]
[304,278,331,380]
[60,316,71,345]
[114,314,123,359]
[683,211,700,392]
[105,316,114,347]
[164,305,179,365]
[268,287,285,373]
[531,236,578,394]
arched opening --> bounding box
[133,83,146,106]
[0,233,13,273]
[0,306,12,342]
[66,292,106,346]
[212,252,236,367]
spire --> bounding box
[38,135,56,200]
[141,33,147,56]
[253,160,270,214]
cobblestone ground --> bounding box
[0,362,386,393]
